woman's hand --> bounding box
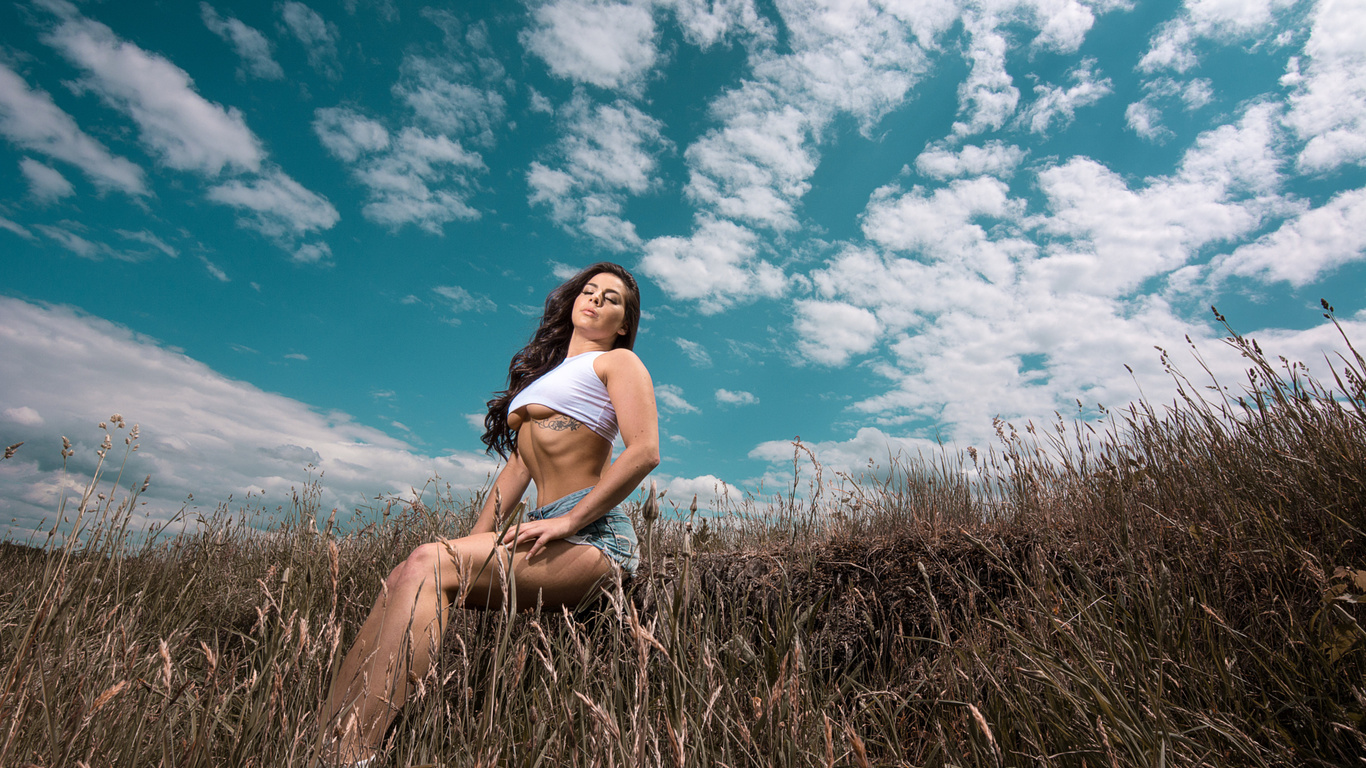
[503,515,579,560]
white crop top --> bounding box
[508,351,618,443]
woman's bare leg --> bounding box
[317,532,612,764]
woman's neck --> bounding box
[565,335,614,358]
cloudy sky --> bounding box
[3,0,1365,537]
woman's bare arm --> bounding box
[470,451,532,535]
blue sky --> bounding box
[3,0,1366,536]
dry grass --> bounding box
[2,307,1364,766]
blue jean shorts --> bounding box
[526,486,639,576]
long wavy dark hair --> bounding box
[482,262,641,457]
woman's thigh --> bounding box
[440,533,613,610]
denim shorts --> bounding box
[526,486,639,576]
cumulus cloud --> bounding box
[528,95,669,250]
[792,299,881,366]
[1213,187,1366,286]
[279,1,342,80]
[0,297,499,535]
[674,338,712,367]
[655,472,737,511]
[313,107,389,162]
[523,0,660,92]
[4,406,45,426]
[433,285,497,314]
[1033,103,1284,294]
[1017,58,1111,134]
[915,141,1026,180]
[394,48,507,149]
[313,109,485,233]
[792,102,1304,462]
[715,388,758,406]
[655,383,700,414]
[206,168,340,241]
[291,242,332,265]
[39,2,264,176]
[201,2,284,80]
[20,157,74,202]
[749,427,948,480]
[313,19,504,235]
[666,0,773,48]
[953,13,1019,138]
[640,216,786,313]
[0,62,146,196]
[1282,0,1366,172]
[1139,0,1297,74]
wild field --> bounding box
[2,308,1364,767]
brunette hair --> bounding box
[481,262,641,457]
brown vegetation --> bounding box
[2,306,1364,766]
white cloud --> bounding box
[750,427,945,477]
[20,157,74,202]
[792,300,881,366]
[953,13,1020,137]
[279,1,342,80]
[34,223,110,259]
[115,229,178,258]
[640,216,786,313]
[715,388,757,405]
[528,95,669,250]
[665,0,773,48]
[1139,0,1297,74]
[291,242,332,265]
[655,383,699,414]
[1126,95,1171,142]
[314,107,390,162]
[0,217,35,240]
[0,297,500,535]
[0,62,146,196]
[1283,0,1366,172]
[683,89,817,231]
[1126,76,1222,142]
[3,406,44,427]
[1182,77,1214,109]
[523,0,659,92]
[655,473,737,511]
[357,128,483,232]
[1213,187,1366,286]
[915,141,1026,180]
[39,3,265,176]
[433,285,497,313]
[1017,58,1111,134]
[206,168,340,240]
[792,102,1305,461]
[315,105,487,233]
[393,29,507,147]
[201,256,230,281]
[674,338,713,367]
[200,2,284,80]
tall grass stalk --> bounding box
[1,312,1363,766]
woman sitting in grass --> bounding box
[319,262,660,766]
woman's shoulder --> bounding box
[593,348,649,377]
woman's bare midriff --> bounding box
[508,403,613,506]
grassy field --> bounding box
[2,309,1364,767]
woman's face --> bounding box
[572,272,631,343]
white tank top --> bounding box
[508,351,618,443]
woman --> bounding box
[319,262,660,765]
